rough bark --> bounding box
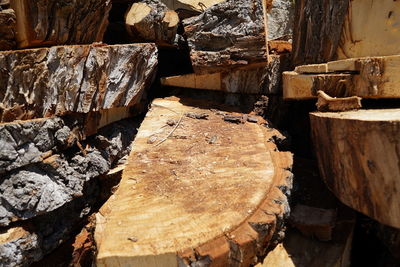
[267,0,294,41]
[292,0,350,66]
[183,0,267,74]
[95,97,293,266]
[0,43,158,123]
[125,0,179,45]
[310,109,400,228]
[0,118,80,174]
[161,54,290,94]
[0,118,138,227]
[0,6,16,51]
[10,0,111,48]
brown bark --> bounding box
[292,0,349,66]
[310,109,400,228]
[0,6,16,51]
[0,43,158,122]
[10,0,111,48]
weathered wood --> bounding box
[161,0,224,13]
[125,0,179,45]
[0,43,157,123]
[183,0,267,74]
[95,97,293,266]
[283,55,400,99]
[266,0,294,41]
[292,0,349,65]
[10,0,111,48]
[0,7,16,51]
[316,91,361,112]
[293,0,400,65]
[310,109,400,228]
[0,118,138,227]
[161,55,289,94]
[337,0,400,59]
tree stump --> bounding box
[310,109,400,228]
[95,97,293,266]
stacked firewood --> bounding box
[0,0,296,266]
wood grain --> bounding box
[310,109,400,228]
[95,97,293,266]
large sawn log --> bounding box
[0,43,158,123]
[10,0,111,48]
[95,97,293,266]
[183,0,268,74]
[125,0,179,45]
[292,0,400,66]
[310,109,400,228]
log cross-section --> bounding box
[95,97,293,266]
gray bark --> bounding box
[0,118,138,227]
[183,0,267,74]
[0,43,158,122]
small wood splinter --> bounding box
[316,90,362,112]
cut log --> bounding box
[183,0,268,74]
[293,0,400,65]
[0,7,16,51]
[95,97,293,266]
[283,55,400,99]
[9,0,111,49]
[161,55,289,94]
[310,109,400,228]
[125,0,179,45]
[0,43,158,123]
[316,91,362,112]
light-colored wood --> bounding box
[337,0,400,59]
[161,55,288,94]
[125,1,179,45]
[161,0,224,12]
[316,91,361,112]
[284,55,400,99]
[10,0,111,48]
[310,109,400,228]
[96,97,293,266]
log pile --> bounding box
[5,0,400,265]
[285,0,400,252]
[0,0,298,265]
